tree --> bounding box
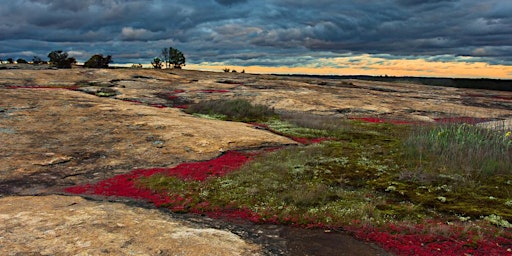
[84,54,112,68]
[169,47,185,69]
[151,57,163,69]
[161,48,170,69]
[16,58,28,64]
[7,58,14,64]
[48,50,76,68]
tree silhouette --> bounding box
[48,50,76,68]
[161,48,170,69]
[151,57,163,69]
[169,47,186,69]
[84,54,112,68]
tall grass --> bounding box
[404,122,512,181]
[185,99,277,122]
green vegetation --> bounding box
[47,50,76,68]
[144,98,512,229]
[185,99,277,122]
[84,54,112,68]
[160,47,186,69]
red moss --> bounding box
[194,89,230,93]
[493,95,512,101]
[433,117,493,124]
[466,93,512,101]
[65,151,253,199]
[172,89,186,94]
[345,222,512,256]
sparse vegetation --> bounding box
[185,99,277,122]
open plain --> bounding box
[1,65,512,255]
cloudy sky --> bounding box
[1,0,511,78]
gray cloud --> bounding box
[0,0,510,70]
[215,0,248,6]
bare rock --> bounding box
[0,195,262,255]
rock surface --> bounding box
[1,66,510,255]
[0,195,261,255]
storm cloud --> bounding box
[1,0,511,69]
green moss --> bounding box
[136,113,512,228]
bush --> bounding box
[16,58,28,64]
[48,50,76,68]
[84,54,112,68]
[151,57,162,69]
[185,99,277,122]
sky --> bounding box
[1,0,511,78]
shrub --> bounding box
[84,54,112,68]
[16,58,28,64]
[47,50,76,68]
[185,99,277,122]
[151,57,163,69]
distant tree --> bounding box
[131,63,143,69]
[47,50,76,68]
[241,69,245,73]
[7,58,14,64]
[32,56,47,64]
[151,57,163,69]
[231,69,237,73]
[169,47,185,69]
[84,54,112,68]
[223,68,230,72]
[161,48,170,69]
[16,58,28,64]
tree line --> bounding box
[0,47,185,69]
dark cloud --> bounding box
[214,0,248,6]
[0,0,510,71]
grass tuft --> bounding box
[185,99,277,122]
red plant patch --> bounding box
[194,89,230,93]
[466,93,512,101]
[433,117,493,124]
[65,151,253,200]
[345,222,512,256]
